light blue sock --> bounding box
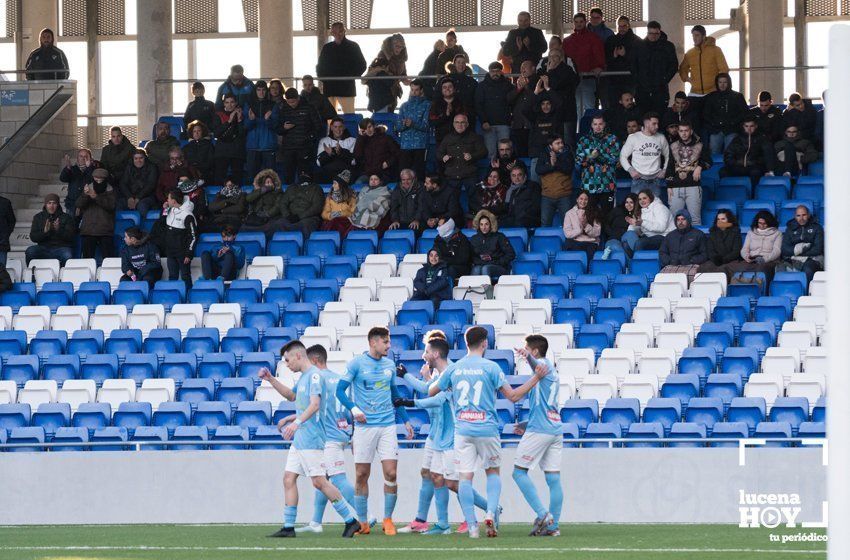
[472,489,488,511]
[312,490,328,524]
[416,476,435,522]
[354,494,368,521]
[284,505,297,528]
[434,485,450,528]
[330,473,355,508]
[545,471,563,527]
[513,468,547,518]
[384,491,398,519]
[458,479,477,526]
[332,498,355,523]
[486,473,502,516]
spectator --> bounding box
[388,169,423,232]
[26,194,76,265]
[100,126,136,185]
[429,78,467,145]
[117,148,158,216]
[176,175,208,230]
[698,209,743,273]
[60,148,100,215]
[666,121,710,226]
[76,168,116,260]
[782,92,819,143]
[468,169,508,222]
[752,91,784,142]
[155,148,199,206]
[411,248,454,309]
[145,121,181,172]
[537,36,564,73]
[604,16,641,109]
[781,205,824,282]
[0,265,11,293]
[206,177,247,232]
[662,91,701,133]
[489,139,520,184]
[620,189,674,255]
[214,64,254,110]
[774,124,818,178]
[659,210,708,274]
[316,116,357,183]
[436,29,466,75]
[724,210,782,280]
[475,62,514,158]
[563,190,603,261]
[182,82,217,136]
[563,12,605,121]
[588,7,614,42]
[703,73,749,155]
[354,117,401,183]
[419,174,462,228]
[276,88,323,184]
[536,135,574,226]
[633,21,678,117]
[273,172,326,239]
[0,193,13,266]
[347,174,392,234]
[213,93,247,186]
[604,91,642,144]
[162,188,198,290]
[300,75,336,122]
[507,60,539,157]
[398,79,431,180]
[244,80,278,181]
[447,54,478,121]
[501,165,541,228]
[721,115,774,187]
[182,120,215,182]
[502,11,548,70]
[437,113,487,192]
[242,169,283,231]
[25,28,69,80]
[679,25,728,116]
[620,112,669,196]
[433,218,472,278]
[316,22,368,114]
[469,209,515,279]
[602,193,640,258]
[201,225,245,282]
[418,39,446,99]
[539,48,579,148]
[321,170,358,230]
[120,226,162,287]
[525,90,565,181]
[364,34,407,113]
[575,114,620,211]
[268,79,285,104]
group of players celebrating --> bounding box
[259,325,563,539]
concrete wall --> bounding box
[0,81,78,206]
[0,447,827,525]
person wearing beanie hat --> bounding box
[0,191,14,266]
[432,217,472,278]
[245,79,278,181]
[26,193,76,266]
[410,248,453,310]
[76,168,116,261]
[659,209,708,276]
[320,170,357,231]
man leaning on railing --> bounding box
[25,28,69,81]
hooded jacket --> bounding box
[419,186,462,225]
[208,191,247,227]
[398,95,432,150]
[246,169,283,220]
[782,218,824,259]
[30,206,75,248]
[183,96,217,134]
[741,226,782,262]
[433,230,472,277]
[475,74,514,127]
[389,182,422,225]
[279,179,325,223]
[639,198,675,237]
[703,78,749,135]
[100,136,136,181]
[120,241,162,277]
[659,210,708,266]
[575,131,620,194]
[25,41,69,80]
[182,137,215,182]
[706,224,743,265]
[244,97,278,152]
[275,99,323,151]
[536,144,574,199]
[751,105,785,142]
[412,260,453,302]
[354,126,401,177]
[524,92,566,157]
[679,36,729,95]
[0,196,14,252]
[503,180,542,228]
[469,210,516,268]
[724,130,774,170]
[437,127,487,180]
[118,158,158,201]
[214,78,255,111]
[76,183,116,236]
[164,199,198,259]
[633,31,679,94]
[666,133,711,188]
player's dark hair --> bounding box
[306,344,328,364]
[282,340,306,356]
[427,338,450,360]
[465,326,489,349]
[525,334,549,357]
[368,326,390,341]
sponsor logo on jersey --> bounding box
[547,410,561,422]
[458,410,486,422]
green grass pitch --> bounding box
[0,524,827,560]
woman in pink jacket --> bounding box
[563,190,602,261]
[722,209,782,281]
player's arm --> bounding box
[282,394,321,440]
[396,364,431,394]
[414,391,449,409]
[428,366,452,397]
[258,368,296,401]
[500,359,549,403]
[390,380,414,439]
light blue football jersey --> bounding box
[293,366,325,450]
[320,368,353,443]
[413,371,455,451]
[524,358,562,435]
[437,355,506,438]
[343,353,399,427]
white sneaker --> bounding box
[468,524,480,539]
[294,522,323,533]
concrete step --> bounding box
[10,225,31,252]
[38,183,66,197]
[16,208,38,222]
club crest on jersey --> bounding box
[384,368,393,377]
[459,410,485,422]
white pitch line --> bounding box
[0,546,827,554]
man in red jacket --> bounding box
[562,12,605,127]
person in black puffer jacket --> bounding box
[432,218,472,278]
[699,209,743,272]
[721,115,775,187]
[703,72,749,156]
[275,88,323,184]
[119,226,162,287]
[213,94,247,186]
[118,149,158,216]
[388,169,423,232]
[780,206,824,282]
[182,120,216,183]
[659,209,707,267]
[469,209,516,280]
[632,24,678,116]
[182,82,218,137]
[500,165,541,228]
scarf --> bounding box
[92,180,108,194]
[331,189,345,203]
[221,184,241,199]
[505,182,522,204]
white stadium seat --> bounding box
[17,380,58,408]
[557,349,596,386]
[338,326,372,354]
[358,301,396,327]
[615,323,654,358]
[597,348,636,384]
[578,373,618,402]
[96,258,124,289]
[649,273,688,306]
[300,326,338,352]
[339,278,377,304]
[762,347,801,382]
[97,379,137,409]
[90,304,128,332]
[27,259,60,287]
[397,254,427,279]
[637,348,677,383]
[246,256,284,288]
[803,346,828,375]
[326,351,354,375]
[619,373,659,410]
[204,303,242,337]
[58,379,97,412]
[360,254,397,281]
[476,300,513,329]
[672,298,710,327]
[493,275,531,306]
[538,324,573,358]
[135,379,176,411]
[0,306,13,330]
[452,275,492,310]
[255,381,288,407]
[743,373,785,411]
[655,323,694,357]
[319,301,358,333]
[777,321,818,354]
[793,296,826,336]
[514,298,552,325]
[786,373,826,411]
[13,306,52,340]
[0,380,18,405]
[808,271,826,296]
[377,277,414,311]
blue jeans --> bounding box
[201,250,238,281]
[529,158,539,183]
[482,125,512,159]
[471,264,508,280]
[631,178,664,199]
[541,196,572,228]
[25,245,73,266]
[619,232,640,255]
[709,132,737,156]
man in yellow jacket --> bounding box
[679,25,728,121]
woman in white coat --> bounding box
[619,188,675,256]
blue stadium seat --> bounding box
[177,378,216,407]
[554,298,591,331]
[171,425,209,450]
[769,271,807,304]
[112,402,152,436]
[753,421,793,446]
[709,422,749,447]
[42,354,80,384]
[182,327,220,357]
[31,402,71,439]
[80,354,119,387]
[727,272,766,301]
[0,330,27,361]
[220,327,260,358]
[142,328,182,358]
[575,323,614,358]
[188,279,225,310]
[704,373,743,413]
[91,426,129,451]
[589,255,623,286]
[112,281,149,309]
[217,378,255,407]
[727,397,766,436]
[769,397,809,436]
[417,324,455,349]
[260,327,299,354]
[0,283,36,311]
[237,352,275,381]
[695,323,735,361]
[160,353,198,386]
[601,398,640,432]
[1,355,40,388]
[611,274,648,305]
[150,280,187,311]
[252,424,287,448]
[305,231,341,261]
[642,398,682,436]
[75,281,112,312]
[502,228,529,256]
[715,177,752,204]
[196,353,236,385]
[485,350,515,377]
[263,280,301,312]
[104,329,143,357]
[529,234,563,261]
[754,296,792,329]
[512,253,547,280]
[572,275,608,305]
[52,426,90,451]
[152,402,192,436]
[684,397,724,435]
[268,231,303,262]
[754,183,790,207]
[243,303,282,333]
[389,325,417,353]
[322,255,359,286]
[739,322,776,356]
[583,422,621,448]
[677,348,717,385]
[532,275,571,304]
[342,230,378,263]
[740,201,776,228]
[560,399,598,436]
[235,232,267,262]
[779,200,816,224]
[552,251,587,281]
[435,300,473,337]
[7,426,45,452]
[283,302,319,334]
[193,401,232,436]
[272,400,297,424]
[30,330,68,361]
[285,256,322,284]
[210,426,248,450]
[797,421,825,438]
[120,354,158,386]
[625,422,664,448]
[397,301,435,333]
[302,279,341,309]
[629,251,661,280]
[71,402,111,438]
[0,403,31,432]
[667,422,706,448]
[226,279,263,311]
[721,347,760,381]
[594,298,632,330]
[712,297,750,332]
[36,281,73,311]
[792,182,823,207]
[234,401,272,436]
[379,230,415,262]
[416,229,438,254]
[66,329,105,358]
[812,397,825,423]
[660,374,700,412]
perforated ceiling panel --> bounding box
[806,0,838,16]
[242,0,258,33]
[684,0,715,20]
[528,0,552,26]
[349,0,371,29]
[302,0,347,31]
[98,0,125,36]
[481,0,503,26]
[174,0,218,34]
[409,0,430,27]
[434,0,477,27]
[843,0,850,14]
[576,0,643,21]
[60,0,86,37]
[5,0,17,38]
